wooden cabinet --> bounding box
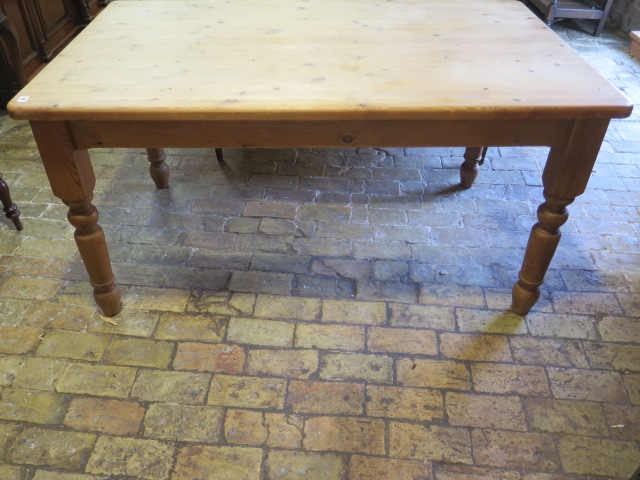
[0,0,109,106]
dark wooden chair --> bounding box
[0,9,25,231]
[526,0,616,36]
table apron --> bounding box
[67,118,573,150]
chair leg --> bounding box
[0,173,23,231]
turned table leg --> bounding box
[512,192,572,314]
[31,121,121,316]
[511,119,610,315]
[65,195,121,316]
[460,146,486,189]
[0,173,23,231]
[146,148,170,189]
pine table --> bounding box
[8,0,632,316]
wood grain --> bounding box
[8,0,631,122]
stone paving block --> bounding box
[598,316,640,342]
[298,204,351,221]
[397,358,471,390]
[388,422,472,464]
[368,326,437,355]
[366,385,443,421]
[446,392,526,430]
[155,312,227,341]
[56,363,137,398]
[0,388,66,424]
[173,445,263,480]
[456,309,528,334]
[356,280,417,303]
[224,409,267,445]
[558,436,639,478]
[319,352,393,383]
[287,380,364,415]
[0,464,28,480]
[471,429,559,471]
[208,374,287,409]
[36,330,109,362]
[164,267,231,290]
[321,299,386,325]
[187,291,256,316]
[295,323,366,351]
[523,398,608,436]
[64,397,144,435]
[250,252,311,274]
[0,298,30,326]
[293,237,353,256]
[103,337,174,368]
[316,221,371,240]
[0,354,22,388]
[254,294,321,321]
[0,423,19,457]
[304,416,385,455]
[0,326,41,354]
[87,309,159,337]
[510,337,589,368]
[624,372,640,405]
[264,413,304,449]
[227,317,295,347]
[353,241,412,260]
[86,436,174,480]
[229,271,293,295]
[235,233,295,254]
[8,427,96,470]
[292,274,356,300]
[123,286,190,312]
[246,348,318,379]
[349,455,431,480]
[243,201,297,219]
[547,367,629,403]
[440,333,512,362]
[144,403,224,443]
[265,450,346,480]
[471,363,550,397]
[5,357,67,391]
[388,303,456,330]
[174,342,245,373]
[312,258,372,281]
[618,293,640,316]
[551,291,623,316]
[259,217,298,235]
[130,244,192,266]
[131,370,211,404]
[526,312,598,339]
[603,404,640,441]
[15,238,77,259]
[21,302,95,331]
[583,341,640,372]
[435,464,520,480]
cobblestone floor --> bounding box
[0,16,639,480]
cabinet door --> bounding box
[0,0,40,76]
[76,0,109,23]
[28,0,81,60]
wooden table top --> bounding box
[8,0,632,122]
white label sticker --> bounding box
[17,96,29,103]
